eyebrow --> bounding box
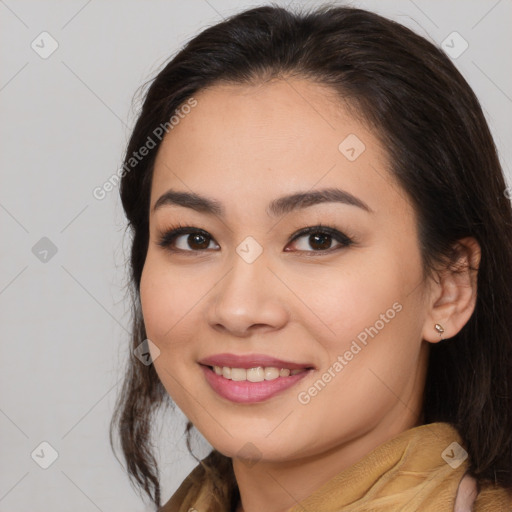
[152,187,373,217]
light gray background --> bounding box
[1,0,511,510]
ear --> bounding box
[422,237,481,344]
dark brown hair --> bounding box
[109,3,512,508]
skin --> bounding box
[139,78,481,512]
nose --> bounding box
[206,250,290,338]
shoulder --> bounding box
[158,461,206,512]
[158,450,236,512]
[474,481,512,512]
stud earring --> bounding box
[434,323,444,340]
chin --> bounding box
[205,433,303,464]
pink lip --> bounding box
[200,364,313,403]
[198,353,314,370]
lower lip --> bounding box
[200,365,313,403]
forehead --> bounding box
[150,78,408,221]
[164,78,358,150]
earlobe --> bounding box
[422,237,481,344]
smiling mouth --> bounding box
[203,364,314,382]
[200,364,314,403]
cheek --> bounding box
[308,250,422,360]
[139,254,215,360]
[139,260,199,408]
[139,257,187,342]
[294,269,422,424]
[302,267,397,338]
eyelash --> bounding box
[156,223,354,256]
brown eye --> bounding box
[286,225,353,253]
[185,233,211,250]
[157,227,219,252]
[308,232,333,250]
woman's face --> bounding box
[140,78,434,463]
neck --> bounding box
[232,410,424,512]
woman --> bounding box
[110,4,512,511]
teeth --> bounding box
[231,368,246,381]
[212,365,307,382]
[266,367,280,379]
[247,367,265,382]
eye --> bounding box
[157,225,219,253]
[286,224,354,254]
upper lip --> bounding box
[198,353,315,370]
